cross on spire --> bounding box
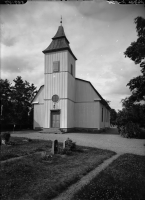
[60,16,62,26]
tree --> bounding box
[0,79,13,123]
[124,16,145,103]
[110,109,117,126]
[0,76,37,130]
[116,16,145,138]
[11,76,37,128]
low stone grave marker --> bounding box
[51,140,58,154]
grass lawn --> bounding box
[0,137,52,161]
[0,137,115,200]
[73,153,145,200]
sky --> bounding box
[1,1,145,111]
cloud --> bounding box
[75,0,145,22]
[1,55,33,73]
[2,35,17,47]
[1,22,18,46]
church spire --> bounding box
[42,19,77,60]
[60,16,62,26]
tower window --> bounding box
[53,61,60,73]
[71,64,73,76]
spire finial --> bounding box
[60,16,62,26]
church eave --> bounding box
[42,47,77,60]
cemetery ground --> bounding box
[0,136,116,200]
[72,153,145,200]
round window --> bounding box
[52,95,59,103]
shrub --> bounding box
[116,107,144,138]
[1,132,11,144]
[57,138,76,155]
[118,121,141,138]
[65,138,76,151]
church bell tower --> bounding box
[42,19,77,132]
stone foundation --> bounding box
[35,127,110,133]
[34,127,43,131]
[60,128,76,133]
[75,127,101,133]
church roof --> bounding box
[52,25,69,44]
[43,25,77,60]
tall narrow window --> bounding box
[102,108,103,122]
[53,61,60,73]
[71,64,73,76]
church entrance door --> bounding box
[51,110,60,128]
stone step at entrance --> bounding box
[40,128,62,134]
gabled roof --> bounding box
[43,25,77,60]
[76,78,111,110]
[31,85,44,103]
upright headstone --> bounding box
[51,140,58,154]
[63,140,67,149]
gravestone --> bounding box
[51,140,58,154]
[63,140,67,149]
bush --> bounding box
[0,132,11,145]
[117,121,141,138]
[65,138,76,151]
[116,107,144,139]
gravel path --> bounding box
[12,128,145,156]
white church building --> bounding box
[32,22,110,133]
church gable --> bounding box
[32,85,44,104]
[75,78,101,102]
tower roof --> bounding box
[52,25,69,44]
[43,25,77,60]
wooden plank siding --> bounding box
[44,73,68,99]
[44,100,67,128]
[45,51,68,73]
[67,100,75,128]
[33,104,44,129]
[33,86,44,129]
[100,103,110,129]
[75,79,101,102]
[75,102,100,129]
[68,51,76,77]
[33,86,44,103]
[67,73,76,102]
[75,79,101,129]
